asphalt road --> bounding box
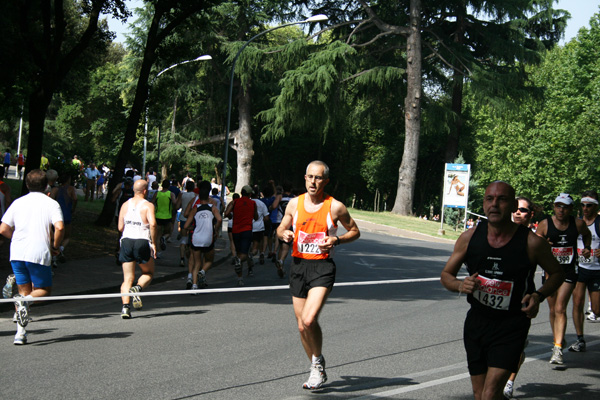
[1,231,599,399]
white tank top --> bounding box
[192,204,215,247]
[578,218,600,270]
[121,198,151,241]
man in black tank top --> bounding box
[535,193,591,366]
[441,181,564,399]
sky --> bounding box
[105,0,600,45]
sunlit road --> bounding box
[1,231,599,399]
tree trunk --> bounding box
[21,87,53,194]
[233,84,253,193]
[445,7,466,163]
[392,0,422,215]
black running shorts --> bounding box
[289,257,336,298]
[119,238,152,264]
[543,264,577,285]
[463,309,531,375]
[577,268,600,292]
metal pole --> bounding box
[220,15,328,207]
[15,105,24,178]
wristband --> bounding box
[584,245,592,251]
[335,236,340,246]
[533,290,545,303]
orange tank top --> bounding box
[292,194,338,260]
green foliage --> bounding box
[469,9,600,214]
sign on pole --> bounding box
[442,163,470,208]
[440,163,470,232]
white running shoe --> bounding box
[14,331,27,345]
[129,285,143,309]
[197,271,207,288]
[13,295,30,327]
[549,346,564,365]
[503,380,514,399]
[587,312,598,322]
[303,357,327,390]
[568,338,586,352]
[3,274,16,298]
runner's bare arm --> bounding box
[319,200,360,252]
[576,219,592,258]
[146,202,159,258]
[212,204,222,236]
[183,196,197,219]
[522,232,565,318]
[535,219,548,240]
[183,206,197,231]
[117,202,128,232]
[224,199,235,218]
[277,197,298,242]
[0,222,13,239]
[52,221,65,255]
[441,229,479,294]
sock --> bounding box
[17,324,26,334]
[122,304,130,309]
[554,342,562,348]
[577,334,584,341]
[187,273,193,279]
[312,354,323,364]
[199,270,205,277]
[192,284,198,290]
[506,380,514,386]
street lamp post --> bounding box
[220,14,328,205]
[143,55,212,177]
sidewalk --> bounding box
[0,230,231,312]
[1,209,454,312]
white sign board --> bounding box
[442,163,470,209]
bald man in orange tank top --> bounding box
[277,160,360,390]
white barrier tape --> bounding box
[0,276,445,303]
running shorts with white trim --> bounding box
[12,260,53,288]
[543,264,577,285]
[289,257,336,298]
[577,268,600,292]
[119,238,152,264]
[463,309,530,375]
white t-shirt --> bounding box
[1,192,63,266]
[252,198,269,232]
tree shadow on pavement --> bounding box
[517,382,594,399]
[32,331,133,346]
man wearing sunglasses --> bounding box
[569,190,600,352]
[441,181,563,400]
[535,193,592,366]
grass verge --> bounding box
[349,208,463,242]
[1,179,118,263]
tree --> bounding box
[468,8,600,212]
[1,0,128,194]
[97,0,222,225]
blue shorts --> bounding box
[12,260,53,288]
[233,230,253,255]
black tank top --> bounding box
[544,216,578,268]
[465,220,536,318]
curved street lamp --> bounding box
[143,55,212,177]
[220,14,328,204]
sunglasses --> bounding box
[554,204,570,209]
[517,207,530,213]
[582,203,597,208]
